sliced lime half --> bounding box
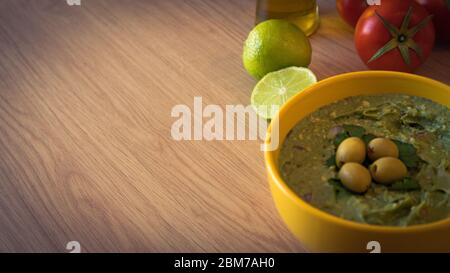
[251,67,317,120]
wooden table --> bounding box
[0,0,448,253]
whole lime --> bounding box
[243,19,312,80]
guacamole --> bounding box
[279,94,450,226]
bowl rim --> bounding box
[265,70,450,233]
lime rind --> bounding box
[251,67,317,119]
[243,19,312,79]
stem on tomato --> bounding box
[368,6,433,66]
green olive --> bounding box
[338,163,372,193]
[367,138,399,161]
[370,157,407,184]
[336,137,366,167]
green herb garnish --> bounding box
[333,125,366,146]
[325,154,336,168]
[393,140,424,169]
[334,132,348,146]
[328,178,351,197]
[343,125,366,138]
[362,133,377,145]
[390,177,421,191]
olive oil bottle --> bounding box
[255,0,319,36]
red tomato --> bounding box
[416,0,450,43]
[337,0,369,27]
[355,0,435,72]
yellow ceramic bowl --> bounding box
[265,71,450,253]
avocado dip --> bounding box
[278,94,450,226]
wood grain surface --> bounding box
[0,0,448,253]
